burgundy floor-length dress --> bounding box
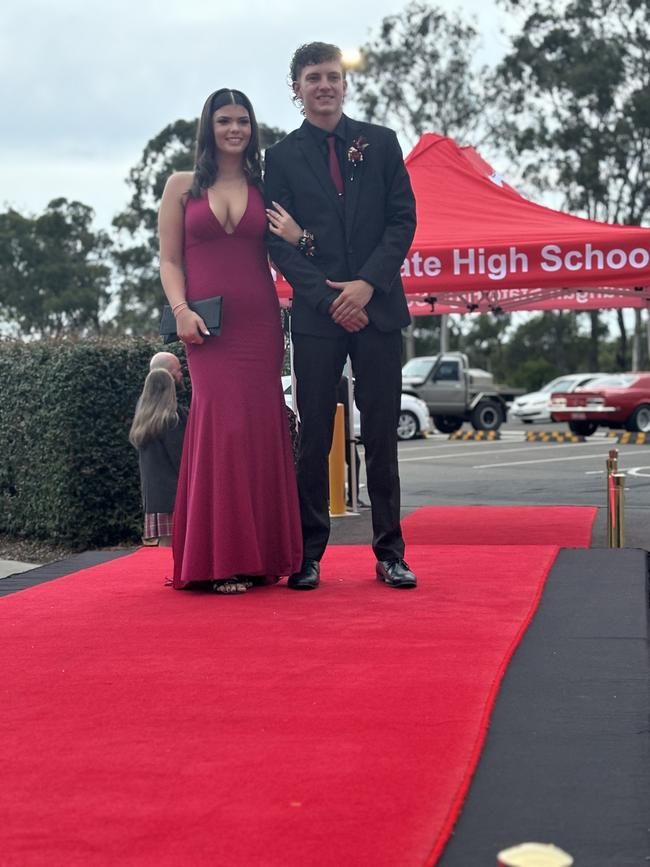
[172,185,302,587]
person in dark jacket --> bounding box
[265,41,417,589]
[129,369,187,546]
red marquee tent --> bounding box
[274,133,650,315]
[402,134,650,314]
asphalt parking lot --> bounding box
[392,421,650,549]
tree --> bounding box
[111,120,286,333]
[496,0,650,368]
[350,1,496,147]
[0,198,111,337]
[410,313,464,356]
[349,2,506,360]
[502,311,595,388]
[459,313,513,381]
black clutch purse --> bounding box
[159,296,223,344]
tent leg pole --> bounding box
[346,357,358,514]
[404,320,416,361]
[440,313,449,353]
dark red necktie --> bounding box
[326,134,345,198]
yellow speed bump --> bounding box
[525,431,585,443]
[616,431,649,445]
[449,430,501,441]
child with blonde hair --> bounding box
[129,369,186,546]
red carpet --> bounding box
[403,505,596,547]
[1,538,559,866]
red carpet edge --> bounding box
[423,545,558,865]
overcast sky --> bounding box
[1,0,510,229]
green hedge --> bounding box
[0,338,189,549]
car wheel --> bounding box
[470,400,504,431]
[568,420,598,436]
[625,403,650,433]
[397,410,419,441]
[433,415,463,434]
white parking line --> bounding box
[473,453,610,469]
[627,466,650,477]
[398,441,610,463]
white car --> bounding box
[281,376,432,441]
[510,373,606,423]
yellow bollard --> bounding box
[329,403,346,517]
[606,448,618,547]
[610,472,626,548]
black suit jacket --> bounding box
[265,116,416,337]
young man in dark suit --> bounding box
[265,41,417,590]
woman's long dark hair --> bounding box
[189,88,263,197]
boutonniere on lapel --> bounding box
[347,137,369,180]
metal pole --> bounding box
[345,356,358,513]
[606,448,618,547]
[610,472,626,548]
[440,313,449,353]
[289,335,297,414]
[632,308,642,372]
[404,320,416,361]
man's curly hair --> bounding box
[289,42,344,83]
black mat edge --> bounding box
[0,549,137,597]
[438,547,650,867]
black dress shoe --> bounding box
[287,559,320,590]
[376,559,417,589]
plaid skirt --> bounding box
[144,512,173,540]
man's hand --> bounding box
[327,279,374,328]
[338,309,369,333]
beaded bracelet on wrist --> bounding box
[297,229,316,258]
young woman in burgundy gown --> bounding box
[158,88,302,593]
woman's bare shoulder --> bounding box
[164,172,194,196]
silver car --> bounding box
[282,377,432,441]
[510,373,606,423]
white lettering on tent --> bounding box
[585,244,604,270]
[607,249,626,269]
[630,248,650,269]
[542,244,650,273]
[401,253,441,278]
[402,244,650,280]
[564,251,582,271]
[453,247,529,281]
[541,245,563,271]
[423,256,442,277]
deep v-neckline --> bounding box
[206,184,250,236]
